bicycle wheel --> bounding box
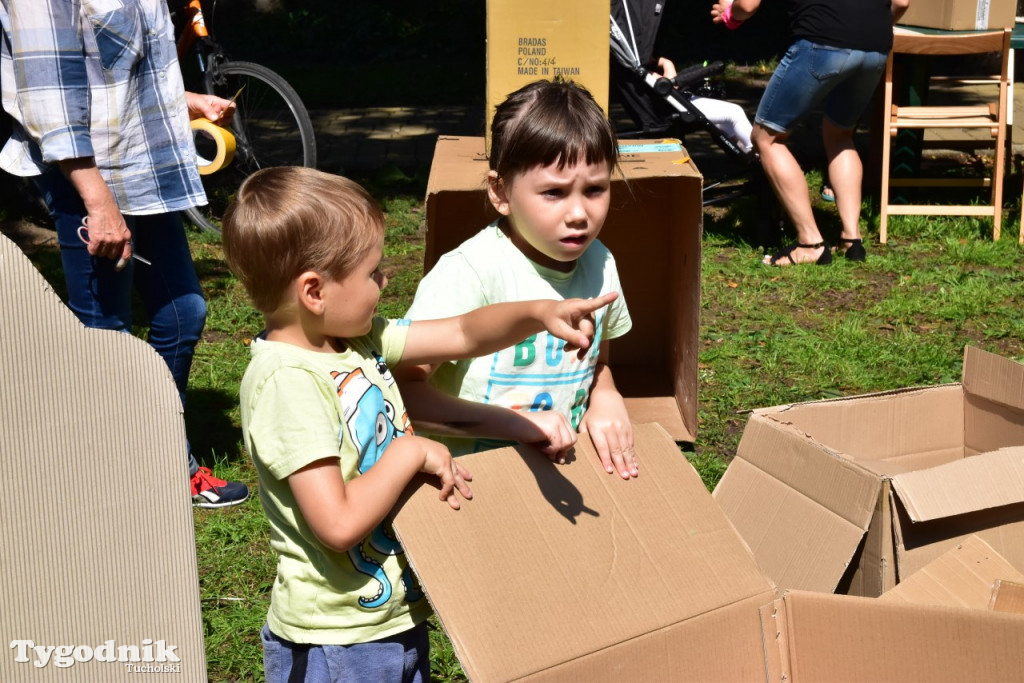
[184,60,317,235]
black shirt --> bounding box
[788,0,894,53]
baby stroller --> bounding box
[609,0,782,245]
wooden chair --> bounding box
[879,27,1013,243]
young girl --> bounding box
[404,79,638,480]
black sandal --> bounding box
[765,241,832,266]
[836,237,866,262]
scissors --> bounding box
[77,218,152,267]
[216,85,244,121]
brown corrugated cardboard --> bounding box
[714,346,1024,597]
[760,590,1024,683]
[990,579,1024,613]
[898,0,1016,30]
[422,136,703,442]
[880,535,1024,609]
[0,234,206,680]
[392,422,776,682]
[486,0,609,149]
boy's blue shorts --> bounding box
[755,39,888,134]
[261,622,429,682]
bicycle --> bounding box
[173,0,317,234]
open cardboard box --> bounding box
[422,136,703,442]
[760,590,1024,683]
[0,235,206,680]
[393,423,775,682]
[897,0,1016,30]
[392,421,1024,681]
[714,345,1024,597]
[486,0,609,150]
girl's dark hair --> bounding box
[489,79,619,180]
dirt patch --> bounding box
[0,219,57,254]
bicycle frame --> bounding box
[172,0,318,234]
[176,0,209,61]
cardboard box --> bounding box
[0,235,206,680]
[422,136,703,442]
[760,590,1024,683]
[897,0,1016,30]
[393,423,777,682]
[486,0,609,149]
[713,345,1024,597]
[990,579,1024,614]
[879,535,1024,609]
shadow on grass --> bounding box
[186,387,245,466]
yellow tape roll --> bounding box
[191,118,236,175]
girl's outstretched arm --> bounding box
[399,292,618,366]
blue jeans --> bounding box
[261,623,430,683]
[34,169,206,473]
[755,39,888,134]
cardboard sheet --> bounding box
[880,535,1024,609]
[486,0,609,149]
[890,447,1024,521]
[0,235,206,680]
[990,580,1024,614]
[761,590,1024,683]
[713,415,879,593]
[393,423,775,682]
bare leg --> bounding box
[751,123,825,264]
[822,118,862,241]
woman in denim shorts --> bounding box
[712,0,911,265]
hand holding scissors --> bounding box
[185,90,238,125]
[77,218,151,270]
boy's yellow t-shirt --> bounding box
[240,317,431,645]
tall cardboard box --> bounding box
[486,0,609,149]
[898,0,1016,30]
[393,423,777,682]
[422,136,703,442]
[0,235,206,680]
[714,345,1024,597]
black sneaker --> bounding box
[190,467,249,508]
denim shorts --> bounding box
[755,39,888,134]
[261,623,430,683]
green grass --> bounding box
[6,166,1024,682]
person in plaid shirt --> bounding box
[0,0,248,507]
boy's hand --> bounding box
[580,391,637,479]
[519,410,577,463]
[545,292,619,360]
[415,436,473,509]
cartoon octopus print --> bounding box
[331,354,422,609]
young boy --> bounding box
[220,166,615,682]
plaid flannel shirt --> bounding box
[0,0,206,214]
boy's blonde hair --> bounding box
[222,167,385,314]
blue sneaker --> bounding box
[190,467,249,508]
